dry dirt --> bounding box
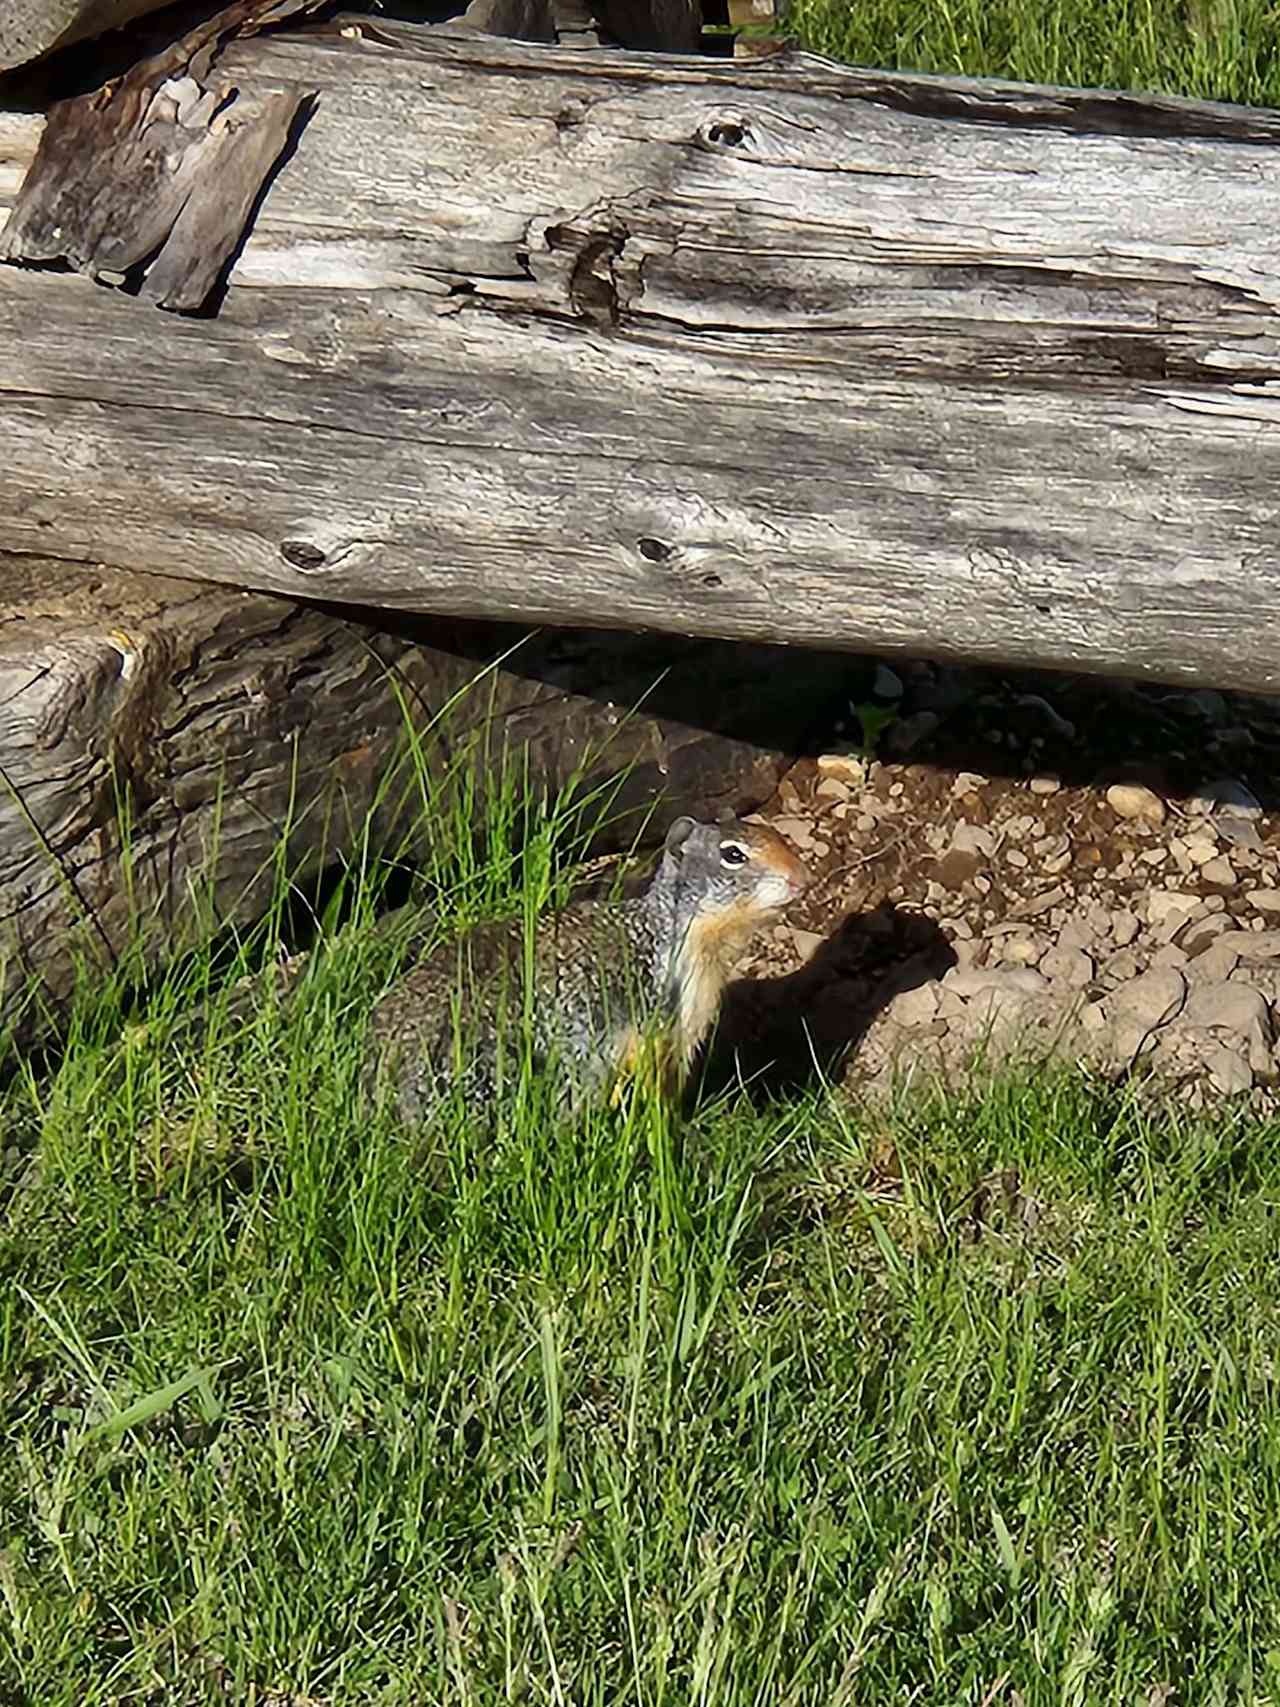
[708,658,1280,1109]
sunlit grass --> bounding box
[3,706,1280,1701]
[787,0,1280,109]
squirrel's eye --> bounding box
[719,842,749,867]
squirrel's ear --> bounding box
[664,816,697,858]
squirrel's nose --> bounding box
[786,857,814,897]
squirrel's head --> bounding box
[657,813,812,930]
[650,814,813,1073]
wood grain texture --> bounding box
[0,555,832,1033]
[4,25,1280,687]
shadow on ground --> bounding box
[696,903,955,1105]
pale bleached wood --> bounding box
[0,0,166,70]
[0,555,828,1035]
[4,26,1280,687]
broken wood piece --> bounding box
[0,0,323,310]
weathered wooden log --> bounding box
[0,555,839,1034]
[0,0,165,70]
[0,0,686,76]
[0,0,329,73]
[6,24,1280,690]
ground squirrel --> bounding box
[369,814,812,1120]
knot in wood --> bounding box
[700,114,752,150]
[280,539,327,572]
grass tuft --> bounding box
[787,0,1280,109]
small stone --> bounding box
[1001,937,1046,968]
[1106,968,1187,1031]
[856,814,877,833]
[935,987,972,1022]
[1220,819,1265,851]
[817,754,869,787]
[1183,981,1272,1041]
[1147,891,1200,926]
[767,815,815,848]
[1102,948,1143,985]
[1056,915,1095,952]
[1181,914,1236,955]
[1151,944,1190,971]
[951,771,990,795]
[1029,774,1061,796]
[1184,836,1219,866]
[1247,888,1280,912]
[1199,857,1236,887]
[1107,783,1166,826]
[974,876,992,896]
[1011,885,1070,919]
[891,983,941,1027]
[1218,931,1280,960]
[936,850,980,890]
[1043,851,1072,876]
[1156,901,1208,945]
[790,930,826,961]
[1111,910,1141,946]
[1207,1046,1253,1095]
[951,823,998,859]
[1041,945,1094,989]
[1191,941,1242,982]
[959,986,1039,1038]
[814,778,851,803]
[944,966,1050,998]
[1079,1000,1108,1034]
[1187,778,1262,821]
[1034,833,1070,859]
[1140,848,1168,867]
[1006,848,1029,869]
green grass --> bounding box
[786,0,1280,109]
[5,731,1280,1703]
